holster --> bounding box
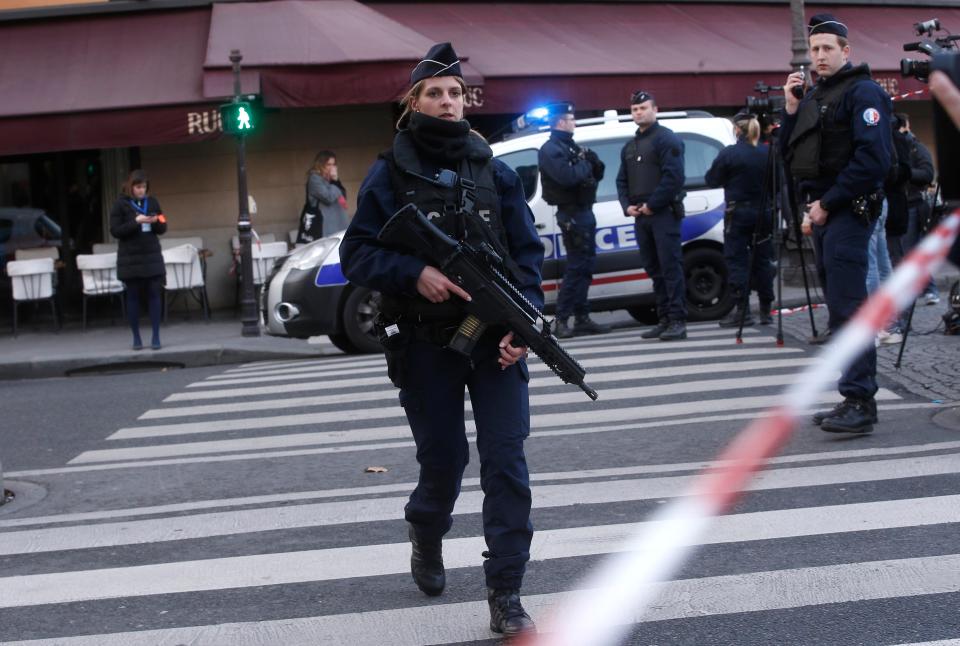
[852,192,884,225]
[374,313,413,389]
[671,194,686,220]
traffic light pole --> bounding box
[230,50,260,337]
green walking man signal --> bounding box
[220,101,255,136]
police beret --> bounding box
[410,42,462,85]
[808,14,848,38]
[630,90,655,106]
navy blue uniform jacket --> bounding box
[779,63,892,212]
[705,140,769,203]
[340,157,545,311]
[615,123,685,212]
[538,130,593,190]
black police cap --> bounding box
[630,90,656,106]
[410,42,462,85]
[808,14,848,38]
[545,102,575,118]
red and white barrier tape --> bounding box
[526,211,960,646]
[891,88,929,102]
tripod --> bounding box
[734,133,820,344]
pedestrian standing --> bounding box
[339,42,543,638]
[537,102,610,338]
[705,113,776,327]
[781,14,892,434]
[616,90,687,340]
[109,169,166,350]
[297,151,349,243]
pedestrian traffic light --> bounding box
[220,101,255,136]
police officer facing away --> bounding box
[616,90,687,340]
[538,102,610,338]
[706,113,776,327]
[781,14,892,434]
[340,43,542,636]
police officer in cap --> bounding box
[616,90,688,340]
[781,14,892,434]
[706,112,776,326]
[340,42,542,637]
[537,102,610,338]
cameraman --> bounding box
[930,70,960,268]
[706,113,776,327]
[538,102,610,338]
[781,13,892,435]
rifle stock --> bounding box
[378,204,599,400]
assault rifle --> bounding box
[378,204,599,400]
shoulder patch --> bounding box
[862,108,881,127]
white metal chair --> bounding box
[230,232,278,311]
[14,247,59,261]
[161,244,209,321]
[251,241,289,287]
[7,257,58,335]
[160,236,205,251]
[76,252,125,331]
[92,242,118,254]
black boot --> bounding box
[554,317,574,339]
[719,305,754,328]
[641,319,669,339]
[758,302,773,325]
[573,315,611,336]
[659,320,687,341]
[820,397,877,434]
[488,587,537,636]
[409,525,445,596]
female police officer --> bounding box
[705,113,776,327]
[339,43,543,638]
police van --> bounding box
[262,109,736,353]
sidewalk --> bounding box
[0,311,334,381]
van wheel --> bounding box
[327,333,358,354]
[684,247,732,322]
[342,287,383,354]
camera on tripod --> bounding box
[743,82,786,132]
[900,18,960,81]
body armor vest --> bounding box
[623,127,662,202]
[381,130,514,319]
[541,136,586,207]
[787,64,873,180]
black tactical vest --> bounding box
[787,64,873,180]
[380,130,515,319]
[623,126,662,202]
[540,136,583,207]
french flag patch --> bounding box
[862,108,881,126]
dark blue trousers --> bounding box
[556,208,597,319]
[812,208,878,400]
[724,207,775,304]
[401,337,532,590]
[635,209,686,322]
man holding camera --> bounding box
[616,91,687,341]
[781,14,893,434]
[538,102,610,338]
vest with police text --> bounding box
[787,64,873,180]
[623,126,662,203]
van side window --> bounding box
[677,133,724,190]
[497,149,539,201]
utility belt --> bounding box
[630,196,685,220]
[556,203,590,212]
[373,308,465,388]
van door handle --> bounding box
[535,223,547,230]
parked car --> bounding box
[261,109,736,353]
[0,207,62,270]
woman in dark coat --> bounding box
[109,169,166,350]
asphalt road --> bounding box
[0,318,958,646]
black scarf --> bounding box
[408,112,473,162]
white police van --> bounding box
[262,109,735,353]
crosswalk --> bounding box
[2,322,958,645]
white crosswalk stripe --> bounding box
[4,323,957,645]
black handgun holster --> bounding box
[374,313,412,389]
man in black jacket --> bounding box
[537,102,609,338]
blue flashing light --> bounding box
[526,107,550,121]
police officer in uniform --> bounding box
[537,102,610,338]
[340,43,542,637]
[781,14,892,434]
[616,90,687,340]
[706,113,776,326]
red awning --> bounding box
[372,2,946,113]
[0,8,217,155]
[202,0,482,108]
